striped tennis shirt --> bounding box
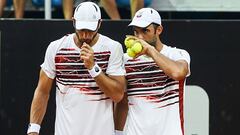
[41,33,125,135]
[123,45,190,135]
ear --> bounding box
[97,19,102,30]
[72,18,76,28]
[156,25,163,35]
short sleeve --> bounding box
[173,49,190,64]
[106,42,126,76]
[171,48,191,77]
[40,42,57,79]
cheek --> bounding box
[143,35,152,41]
[142,34,155,43]
[88,32,96,38]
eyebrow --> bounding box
[133,27,150,31]
[142,27,150,31]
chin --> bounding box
[80,39,92,44]
[148,42,156,47]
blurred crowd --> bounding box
[0,0,153,19]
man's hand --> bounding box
[126,35,154,58]
[80,43,95,69]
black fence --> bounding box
[0,19,240,135]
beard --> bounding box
[75,31,98,45]
[147,35,157,47]
[75,33,92,45]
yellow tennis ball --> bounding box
[131,42,143,54]
[124,37,135,48]
[127,48,136,57]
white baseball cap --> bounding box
[73,2,101,31]
[128,8,161,28]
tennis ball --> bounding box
[124,37,135,48]
[127,48,136,57]
[132,42,143,54]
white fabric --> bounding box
[129,8,161,28]
[88,63,102,78]
[41,33,125,135]
[123,45,190,135]
[115,130,124,135]
[73,2,101,31]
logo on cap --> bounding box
[136,10,145,18]
[137,14,142,18]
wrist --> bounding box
[115,130,123,135]
[88,63,102,78]
[147,45,157,57]
[27,123,40,134]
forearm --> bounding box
[62,0,73,19]
[130,0,144,18]
[148,47,188,80]
[114,93,128,130]
[30,88,50,124]
[94,73,125,102]
[80,44,125,102]
[100,0,120,20]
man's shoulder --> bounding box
[45,34,74,54]
[99,34,121,45]
[163,45,189,54]
[163,45,191,62]
[52,34,72,44]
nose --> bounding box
[137,33,144,40]
[81,31,91,39]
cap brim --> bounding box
[128,20,151,28]
[75,21,98,31]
